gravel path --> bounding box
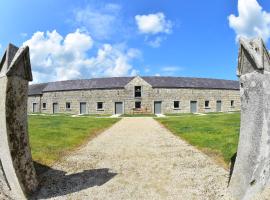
[33,117,269,200]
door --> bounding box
[190,101,197,113]
[216,100,222,112]
[53,103,58,114]
[80,102,87,114]
[154,101,162,114]
[33,103,38,113]
[115,102,123,114]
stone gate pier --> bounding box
[229,37,270,200]
[0,44,38,199]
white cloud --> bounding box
[74,3,123,40]
[135,12,172,34]
[146,36,164,48]
[24,30,139,83]
[135,12,172,48]
[87,44,140,77]
[228,0,270,42]
[23,29,93,83]
[161,66,183,72]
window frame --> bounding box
[66,102,71,110]
[205,100,210,108]
[42,102,47,110]
[231,100,235,107]
[173,101,180,109]
[97,102,104,110]
[134,86,142,98]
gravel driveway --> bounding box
[33,117,270,200]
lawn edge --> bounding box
[155,118,230,171]
[34,118,121,168]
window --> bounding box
[134,86,142,97]
[231,100,234,107]
[174,101,180,109]
[66,102,71,109]
[135,101,141,109]
[97,102,103,110]
[42,103,47,109]
[205,100,210,108]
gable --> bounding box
[125,76,152,89]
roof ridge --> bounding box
[31,76,238,86]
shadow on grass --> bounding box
[31,162,117,199]
[228,152,237,186]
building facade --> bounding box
[28,76,240,115]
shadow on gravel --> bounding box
[31,162,117,199]
[228,152,237,186]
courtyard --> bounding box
[27,113,269,199]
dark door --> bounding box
[190,101,197,113]
[80,102,87,114]
[33,103,38,113]
[53,103,58,114]
[154,101,162,114]
[115,102,123,114]
[216,100,222,112]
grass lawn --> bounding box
[164,113,195,117]
[121,114,157,117]
[28,115,119,166]
[156,112,240,168]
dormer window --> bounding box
[134,86,141,97]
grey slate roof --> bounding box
[28,76,239,95]
[142,76,239,90]
[43,77,134,92]
[28,83,48,95]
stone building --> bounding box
[27,76,240,115]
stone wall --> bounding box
[27,77,240,114]
[28,95,41,113]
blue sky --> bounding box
[0,0,270,83]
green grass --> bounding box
[165,113,195,117]
[28,115,119,166]
[121,114,156,117]
[79,114,112,117]
[156,112,240,167]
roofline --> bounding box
[42,87,125,93]
[28,76,239,95]
[152,86,239,90]
[30,76,239,85]
[40,87,240,93]
[141,75,239,82]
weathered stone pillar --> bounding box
[229,38,270,200]
[0,44,38,199]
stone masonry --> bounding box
[28,76,240,115]
[0,44,38,199]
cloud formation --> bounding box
[87,44,140,77]
[135,12,172,34]
[24,30,140,83]
[228,0,270,42]
[74,3,123,40]
[135,12,172,47]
